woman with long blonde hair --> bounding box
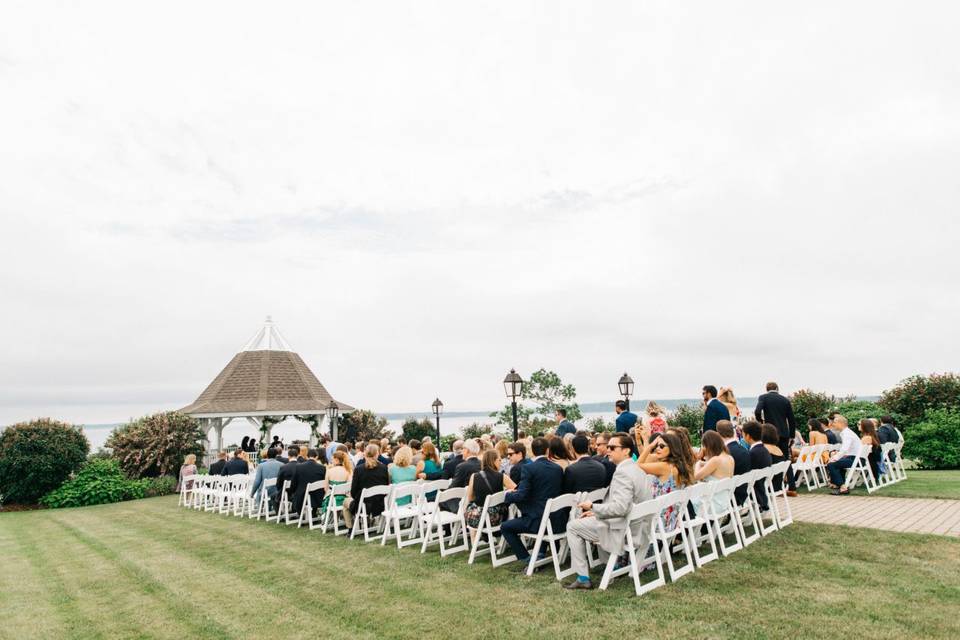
[641,401,669,435]
[177,453,197,494]
[389,445,417,506]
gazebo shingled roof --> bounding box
[178,349,355,416]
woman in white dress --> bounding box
[693,431,735,515]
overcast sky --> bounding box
[1,1,958,425]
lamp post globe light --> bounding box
[618,373,634,411]
[326,400,340,442]
[431,398,444,449]
[503,368,523,442]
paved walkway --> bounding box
[791,494,960,537]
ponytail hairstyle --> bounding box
[333,450,354,474]
[363,443,381,470]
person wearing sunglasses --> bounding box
[564,433,654,590]
[636,427,694,532]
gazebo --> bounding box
[178,317,354,458]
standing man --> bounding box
[702,385,731,434]
[563,433,654,590]
[555,409,576,437]
[614,400,638,433]
[754,381,798,496]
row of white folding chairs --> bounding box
[180,473,253,515]
[595,461,794,596]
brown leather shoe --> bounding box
[786,490,799,497]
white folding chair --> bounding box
[792,445,820,491]
[577,487,609,568]
[467,491,517,567]
[893,437,907,482]
[230,475,252,516]
[681,482,719,568]
[350,485,391,542]
[598,495,664,596]
[843,445,878,493]
[877,443,898,487]
[208,476,228,512]
[297,480,326,530]
[419,487,470,556]
[652,488,695,582]
[253,478,277,520]
[731,471,762,547]
[700,477,743,557]
[766,460,793,528]
[753,468,779,536]
[382,483,426,548]
[178,474,197,507]
[522,494,578,580]
[273,480,295,524]
[322,482,353,535]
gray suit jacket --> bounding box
[589,459,653,552]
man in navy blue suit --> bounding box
[614,400,637,433]
[701,385,731,434]
[555,409,576,437]
[502,437,564,564]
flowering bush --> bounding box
[902,409,960,469]
[107,411,205,479]
[0,418,89,504]
[879,373,960,430]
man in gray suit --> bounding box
[563,432,653,590]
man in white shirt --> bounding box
[826,415,862,494]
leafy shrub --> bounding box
[0,418,89,504]
[107,411,205,479]
[335,409,392,442]
[400,418,437,442]
[902,409,960,469]
[879,373,960,431]
[40,459,144,508]
[137,475,177,498]
[789,389,841,425]
[439,434,458,452]
[461,422,498,440]
[832,400,893,430]
[668,404,704,447]
[585,416,615,433]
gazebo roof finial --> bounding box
[242,316,292,352]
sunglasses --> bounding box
[653,443,668,451]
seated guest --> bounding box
[321,450,353,517]
[343,444,390,529]
[417,441,443,480]
[592,433,617,486]
[377,438,392,465]
[693,431,735,516]
[564,433,653,589]
[388,445,417,505]
[547,436,575,470]
[665,426,698,475]
[508,442,529,485]
[717,421,751,505]
[442,440,465,479]
[209,450,228,476]
[442,439,481,512]
[496,440,512,476]
[465,449,517,534]
[224,450,250,475]
[806,418,830,464]
[859,418,882,481]
[273,445,302,511]
[877,416,900,461]
[502,437,564,563]
[827,415,862,495]
[291,448,325,516]
[742,420,772,517]
[563,435,607,494]
[408,439,423,464]
[555,409,576,437]
[250,447,283,505]
[636,429,694,532]
[761,423,791,493]
[297,445,308,462]
[176,454,198,494]
[275,446,289,464]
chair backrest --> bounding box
[770,460,790,475]
[545,493,579,515]
[435,486,467,508]
[359,484,391,501]
[305,480,324,493]
[731,470,755,491]
[659,487,689,532]
[686,480,715,503]
[331,482,351,496]
[629,493,670,521]
[796,445,814,464]
[421,479,450,494]
[580,487,607,504]
[481,490,508,510]
[813,444,827,460]
[859,444,872,460]
[386,482,421,509]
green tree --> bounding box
[0,418,89,504]
[902,408,960,469]
[489,368,582,428]
[789,389,841,426]
[461,423,499,440]
[335,409,392,442]
[401,417,436,442]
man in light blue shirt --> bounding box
[250,447,283,506]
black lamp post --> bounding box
[326,400,340,442]
[431,398,443,449]
[503,368,523,441]
[618,373,635,411]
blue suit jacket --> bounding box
[504,457,563,521]
[556,420,576,437]
[615,411,638,433]
[703,399,731,433]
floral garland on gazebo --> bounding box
[258,414,322,445]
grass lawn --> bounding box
[1,495,959,640]
[807,469,960,500]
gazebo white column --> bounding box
[213,417,225,452]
